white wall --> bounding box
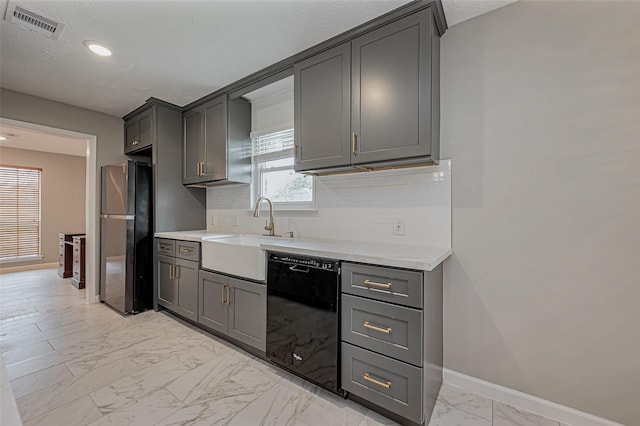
[440,1,640,425]
[207,162,451,248]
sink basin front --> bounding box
[201,234,281,281]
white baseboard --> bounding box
[443,369,624,426]
[0,262,58,274]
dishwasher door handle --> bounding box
[289,265,310,273]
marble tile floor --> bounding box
[0,269,569,426]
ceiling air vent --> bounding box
[4,2,66,40]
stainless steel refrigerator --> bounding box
[100,161,152,314]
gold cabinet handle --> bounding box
[363,321,392,335]
[173,264,179,280]
[363,373,391,389]
[351,132,358,156]
[363,279,392,289]
[168,264,174,280]
[132,139,139,146]
[179,247,193,254]
[200,162,206,176]
[197,162,201,176]
[159,244,171,252]
[226,285,231,305]
[221,285,227,304]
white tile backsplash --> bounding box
[206,160,451,248]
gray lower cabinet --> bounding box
[341,261,443,425]
[154,239,200,322]
[294,7,440,174]
[198,269,266,352]
[342,342,423,423]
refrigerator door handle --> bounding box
[101,214,135,220]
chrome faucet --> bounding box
[253,196,276,236]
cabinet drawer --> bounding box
[342,262,423,309]
[155,238,175,256]
[342,294,422,366]
[175,241,200,262]
[342,342,423,424]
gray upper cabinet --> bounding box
[182,95,251,186]
[294,7,440,173]
[294,43,351,172]
[124,109,152,154]
[123,99,206,233]
[183,107,204,183]
[351,10,433,164]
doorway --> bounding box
[0,117,99,304]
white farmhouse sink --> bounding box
[201,234,282,281]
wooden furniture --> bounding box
[58,233,81,278]
[71,235,86,289]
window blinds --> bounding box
[253,129,295,162]
[0,165,41,261]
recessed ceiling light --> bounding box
[83,40,112,57]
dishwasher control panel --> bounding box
[268,252,339,272]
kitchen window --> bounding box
[0,165,42,262]
[252,128,314,209]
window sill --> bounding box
[247,208,318,217]
[0,255,44,264]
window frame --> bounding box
[251,128,315,211]
[0,164,43,263]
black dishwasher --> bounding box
[266,252,341,394]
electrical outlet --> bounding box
[210,214,216,226]
[393,218,405,236]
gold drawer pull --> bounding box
[179,247,194,254]
[363,373,392,389]
[159,244,171,252]
[363,279,392,289]
[363,321,392,334]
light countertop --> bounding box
[154,231,451,271]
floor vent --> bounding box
[4,2,66,40]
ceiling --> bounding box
[0,124,88,157]
[0,0,517,120]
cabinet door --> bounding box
[294,43,351,172]
[351,10,432,164]
[198,270,229,334]
[137,111,153,150]
[124,110,153,154]
[156,255,176,308]
[203,95,228,181]
[183,106,205,184]
[173,258,199,321]
[124,119,139,154]
[228,278,266,352]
